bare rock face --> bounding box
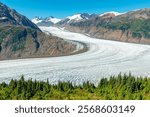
[0,2,39,30]
[0,2,81,60]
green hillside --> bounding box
[107,19,150,39]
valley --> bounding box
[1,1,150,85]
[0,26,150,85]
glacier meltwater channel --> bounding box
[0,26,150,85]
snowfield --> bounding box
[1,26,150,85]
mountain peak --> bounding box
[67,14,82,21]
[99,11,123,17]
[0,2,39,30]
[32,16,43,24]
[35,16,43,20]
[120,8,150,20]
[66,13,97,23]
[44,16,61,23]
[31,16,61,26]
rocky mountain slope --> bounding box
[0,2,81,60]
[0,3,39,30]
[58,9,150,44]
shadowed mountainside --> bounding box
[0,2,83,60]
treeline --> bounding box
[0,73,150,100]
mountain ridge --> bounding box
[0,2,40,30]
[0,2,82,60]
[45,8,150,44]
[32,13,98,27]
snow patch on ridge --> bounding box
[31,17,43,24]
[67,14,82,21]
[99,11,124,17]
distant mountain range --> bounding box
[32,16,61,26]
[32,9,150,44]
[32,12,122,26]
[0,2,78,60]
[32,13,98,26]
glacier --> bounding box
[0,26,150,85]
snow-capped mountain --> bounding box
[56,13,97,26]
[31,12,125,27]
[31,16,61,26]
[67,14,87,21]
[31,16,43,24]
[67,13,97,22]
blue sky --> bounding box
[1,0,150,19]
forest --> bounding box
[0,73,150,100]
